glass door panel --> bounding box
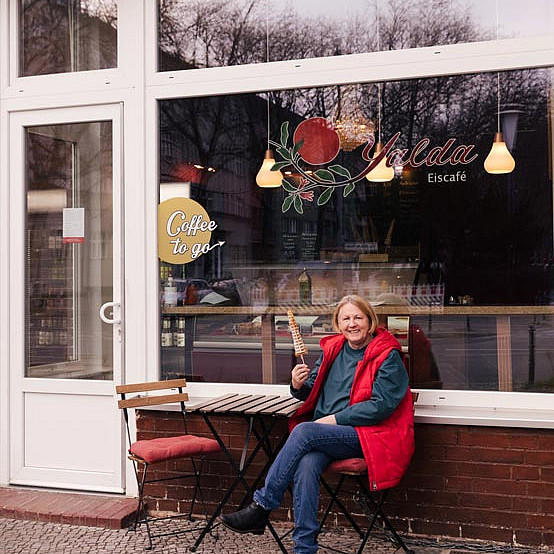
[25,122,113,380]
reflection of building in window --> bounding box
[303,220,317,234]
[231,245,248,265]
[283,218,298,234]
[160,129,180,161]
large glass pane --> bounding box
[158,66,554,391]
[410,314,554,393]
[158,0,554,71]
[19,0,117,76]
[26,122,113,379]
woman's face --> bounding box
[337,302,371,349]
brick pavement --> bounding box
[0,487,136,529]
[2,516,551,554]
[0,515,443,554]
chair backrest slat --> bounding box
[116,378,186,395]
[118,392,189,409]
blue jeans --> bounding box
[253,422,363,554]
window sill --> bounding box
[413,389,554,429]
[414,405,554,429]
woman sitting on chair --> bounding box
[220,294,415,554]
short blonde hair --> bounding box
[332,294,379,334]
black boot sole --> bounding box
[218,516,266,535]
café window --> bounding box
[157,0,554,72]
[158,66,554,395]
[19,0,117,76]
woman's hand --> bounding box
[291,363,310,390]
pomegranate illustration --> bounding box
[293,117,340,165]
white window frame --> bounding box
[0,0,10,489]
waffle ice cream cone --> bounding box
[287,308,308,358]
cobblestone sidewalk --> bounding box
[0,516,439,554]
[1,516,550,554]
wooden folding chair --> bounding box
[317,392,418,554]
[116,378,221,549]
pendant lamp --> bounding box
[484,73,515,174]
[256,147,283,188]
[256,6,283,188]
[367,140,394,182]
[484,5,515,175]
[484,131,515,174]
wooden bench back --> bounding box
[116,378,188,409]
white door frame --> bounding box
[8,103,125,492]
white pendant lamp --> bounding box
[484,72,515,174]
[256,5,283,188]
[484,131,515,174]
[484,6,515,175]
[366,141,395,182]
[256,148,283,187]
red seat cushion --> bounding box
[326,457,367,474]
[130,434,221,464]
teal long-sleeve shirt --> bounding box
[290,343,408,427]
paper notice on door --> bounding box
[62,208,85,243]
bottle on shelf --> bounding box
[173,316,186,347]
[164,277,178,307]
[160,263,171,281]
[161,316,174,347]
[298,267,312,305]
[38,318,54,346]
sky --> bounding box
[288,0,554,39]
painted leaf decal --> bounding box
[317,187,334,206]
[329,164,351,179]
[314,169,335,182]
[276,146,291,161]
[343,183,356,197]
[282,195,294,213]
[280,121,290,147]
[292,139,304,158]
[271,161,289,172]
[281,179,297,193]
[294,195,304,214]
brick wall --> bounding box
[136,410,554,549]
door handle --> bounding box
[99,301,121,324]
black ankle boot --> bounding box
[219,502,270,535]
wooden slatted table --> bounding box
[187,394,303,554]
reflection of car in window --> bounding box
[166,278,242,306]
[311,315,333,335]
[231,315,319,336]
[206,279,242,306]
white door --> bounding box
[9,104,124,492]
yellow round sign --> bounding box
[158,197,217,264]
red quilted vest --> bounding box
[289,327,415,491]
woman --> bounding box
[220,295,414,554]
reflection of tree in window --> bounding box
[158,0,484,71]
[157,0,552,305]
[20,0,117,76]
[160,62,551,305]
